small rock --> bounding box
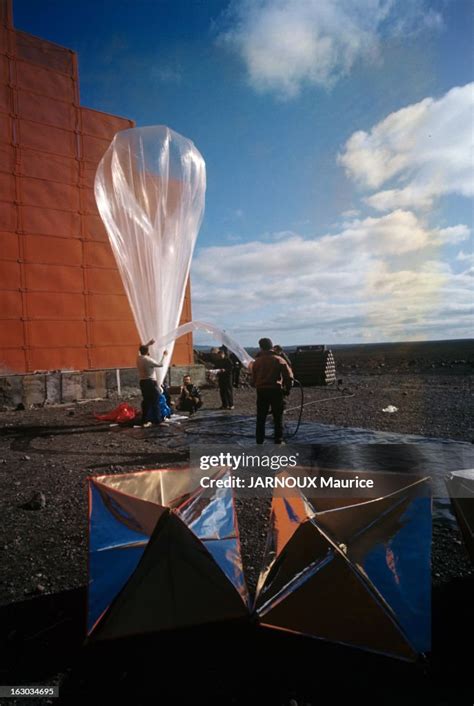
[21,491,46,510]
[382,405,398,414]
[23,455,31,461]
[35,584,46,594]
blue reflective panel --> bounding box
[204,537,248,606]
[90,482,150,552]
[88,544,146,632]
[358,496,431,652]
[186,486,236,540]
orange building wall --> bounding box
[0,0,193,374]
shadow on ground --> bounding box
[1,575,473,705]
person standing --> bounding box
[230,352,242,388]
[136,340,168,427]
[215,349,234,409]
[273,345,292,369]
[251,338,293,444]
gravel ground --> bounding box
[0,363,472,705]
[286,371,473,441]
[1,370,472,606]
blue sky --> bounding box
[15,0,473,345]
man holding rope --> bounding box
[136,339,168,427]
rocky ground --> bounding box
[0,358,472,704]
[0,370,472,604]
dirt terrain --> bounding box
[0,353,472,704]
[0,369,472,604]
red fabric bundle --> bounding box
[94,403,139,423]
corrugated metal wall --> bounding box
[0,0,194,374]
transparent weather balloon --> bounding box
[153,320,254,369]
[95,126,206,383]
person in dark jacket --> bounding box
[177,375,202,415]
[230,352,242,388]
[273,344,292,369]
[215,350,234,409]
[251,338,293,444]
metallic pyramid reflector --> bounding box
[88,467,249,640]
[255,469,431,660]
[87,466,431,659]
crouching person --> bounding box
[177,375,202,416]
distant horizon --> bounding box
[193,336,474,352]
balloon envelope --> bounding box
[95,126,206,382]
[153,320,254,369]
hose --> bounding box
[182,383,355,439]
[283,379,304,440]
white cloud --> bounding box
[191,211,472,343]
[341,209,360,219]
[339,83,474,211]
[437,224,471,244]
[217,0,442,98]
[456,249,474,264]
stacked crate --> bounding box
[290,345,336,386]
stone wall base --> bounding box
[0,365,207,410]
